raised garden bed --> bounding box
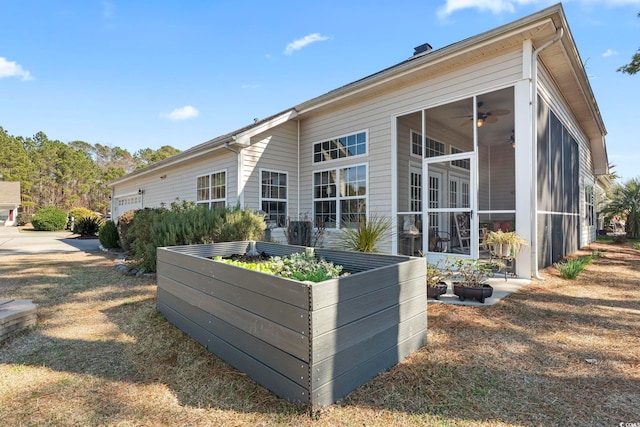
[156,241,426,406]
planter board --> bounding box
[156,241,427,406]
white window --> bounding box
[450,147,470,170]
[196,170,226,209]
[411,132,445,158]
[411,131,422,157]
[313,131,367,163]
[409,165,422,212]
[585,184,595,227]
[261,169,287,227]
[313,164,367,228]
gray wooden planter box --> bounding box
[156,241,426,406]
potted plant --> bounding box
[426,259,451,299]
[486,230,528,259]
[451,258,494,303]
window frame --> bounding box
[260,168,288,227]
[450,146,471,170]
[312,130,368,164]
[196,169,227,209]
[585,183,595,227]
[410,130,422,158]
[313,163,368,228]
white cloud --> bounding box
[438,0,640,19]
[160,105,199,121]
[101,1,115,19]
[0,57,33,81]
[284,33,330,55]
[602,48,618,57]
[437,0,547,18]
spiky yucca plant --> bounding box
[339,214,391,253]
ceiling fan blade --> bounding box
[485,116,498,124]
[460,119,473,126]
[488,109,510,116]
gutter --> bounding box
[531,27,564,280]
[224,141,242,208]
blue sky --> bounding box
[1,0,639,180]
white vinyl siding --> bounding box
[298,49,522,251]
[242,120,298,219]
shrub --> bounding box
[338,214,391,253]
[127,207,171,272]
[117,210,137,252]
[16,212,31,226]
[219,206,266,242]
[31,206,68,231]
[634,242,640,250]
[99,220,120,249]
[127,204,266,273]
[554,256,592,280]
[73,216,102,236]
[67,207,96,221]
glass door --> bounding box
[424,153,476,258]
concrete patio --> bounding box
[429,276,532,306]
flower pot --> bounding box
[453,283,494,303]
[427,282,448,300]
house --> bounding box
[0,181,21,227]
[108,4,608,280]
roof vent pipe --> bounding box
[413,42,433,57]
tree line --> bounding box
[0,126,180,215]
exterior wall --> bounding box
[0,182,20,226]
[537,65,596,250]
[241,120,300,219]
[111,149,238,221]
[298,48,523,252]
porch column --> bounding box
[514,78,532,279]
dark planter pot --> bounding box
[427,282,448,300]
[453,283,493,303]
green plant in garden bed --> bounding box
[554,255,592,279]
[213,252,347,283]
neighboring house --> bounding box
[0,181,21,227]
[108,4,608,279]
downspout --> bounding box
[225,141,241,207]
[531,27,564,280]
[297,120,300,217]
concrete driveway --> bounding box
[0,227,102,255]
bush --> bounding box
[117,210,137,252]
[126,204,266,273]
[16,212,31,226]
[99,220,120,249]
[31,206,68,231]
[73,216,102,236]
[554,256,592,280]
[338,214,391,253]
[67,207,96,221]
[219,206,266,242]
[127,207,171,272]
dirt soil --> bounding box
[0,241,638,426]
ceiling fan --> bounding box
[456,102,510,127]
[494,129,516,148]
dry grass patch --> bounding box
[0,243,639,426]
